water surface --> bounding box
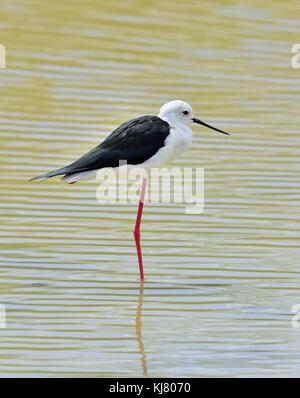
[0,0,300,377]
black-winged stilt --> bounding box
[30,100,229,280]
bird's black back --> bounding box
[30,115,170,181]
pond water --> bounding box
[0,0,300,377]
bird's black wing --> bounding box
[30,116,170,181]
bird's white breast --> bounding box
[143,124,192,167]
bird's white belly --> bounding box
[142,125,192,167]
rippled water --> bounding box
[1,0,300,377]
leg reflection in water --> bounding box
[135,281,148,377]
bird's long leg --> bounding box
[134,178,147,281]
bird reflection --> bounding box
[135,281,148,377]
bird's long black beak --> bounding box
[192,117,230,135]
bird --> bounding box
[30,100,229,280]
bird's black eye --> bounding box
[183,111,189,115]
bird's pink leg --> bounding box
[134,178,147,281]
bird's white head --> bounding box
[158,100,230,135]
[158,100,194,126]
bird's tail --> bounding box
[60,170,95,183]
[29,166,70,182]
[29,168,95,184]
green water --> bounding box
[0,0,300,377]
